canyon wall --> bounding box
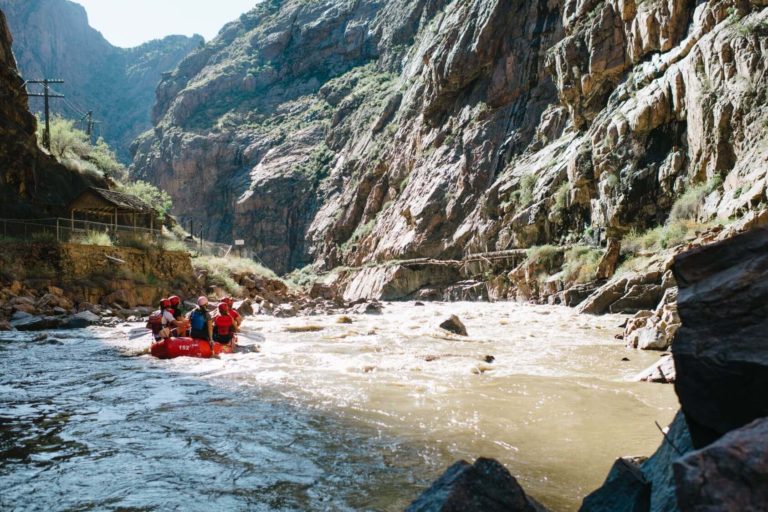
[133,0,768,274]
[0,8,98,218]
[0,0,202,162]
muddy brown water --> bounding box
[0,302,678,511]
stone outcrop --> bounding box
[624,288,681,350]
[672,227,768,448]
[673,417,768,511]
[578,270,665,315]
[132,0,768,279]
[341,260,463,302]
[0,0,202,161]
[406,458,548,512]
[0,8,100,218]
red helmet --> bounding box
[169,295,181,306]
[160,298,171,308]
[218,302,229,314]
[222,296,234,305]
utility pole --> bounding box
[85,111,94,143]
[25,79,65,151]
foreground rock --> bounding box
[406,458,547,512]
[673,418,768,511]
[672,227,768,448]
[580,411,692,512]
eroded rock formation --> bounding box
[133,0,768,277]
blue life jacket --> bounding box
[190,309,207,332]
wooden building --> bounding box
[68,187,158,230]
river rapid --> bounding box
[0,302,678,511]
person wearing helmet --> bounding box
[213,302,237,346]
[147,298,176,341]
[169,295,185,317]
[188,296,213,342]
[222,297,242,329]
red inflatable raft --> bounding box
[150,337,236,359]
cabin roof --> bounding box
[69,187,153,213]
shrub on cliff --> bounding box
[117,181,173,221]
[37,115,127,180]
[193,256,281,295]
[562,246,602,283]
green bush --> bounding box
[285,265,319,288]
[76,231,113,247]
[162,239,189,252]
[118,181,173,220]
[669,184,707,221]
[193,256,278,280]
[526,244,561,270]
[554,182,570,212]
[37,115,126,179]
[562,245,603,284]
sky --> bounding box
[74,0,259,48]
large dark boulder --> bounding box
[672,227,768,448]
[10,315,63,331]
[673,417,768,511]
[406,458,548,512]
[580,411,692,512]
[579,457,650,512]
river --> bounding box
[0,302,678,511]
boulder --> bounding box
[10,315,63,331]
[609,284,664,314]
[11,310,33,321]
[562,282,601,307]
[442,281,489,301]
[406,458,548,512]
[579,272,662,315]
[673,418,768,511]
[273,303,298,318]
[0,320,13,331]
[625,288,680,351]
[352,301,383,315]
[579,457,650,512]
[439,315,468,336]
[36,293,73,311]
[235,299,254,316]
[635,354,675,383]
[595,238,621,280]
[580,411,692,512]
[672,227,768,448]
[62,310,102,328]
[640,411,693,512]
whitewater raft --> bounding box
[150,337,236,359]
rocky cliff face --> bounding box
[133,0,768,275]
[0,8,97,217]
[0,0,202,162]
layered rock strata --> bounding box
[133,0,768,277]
